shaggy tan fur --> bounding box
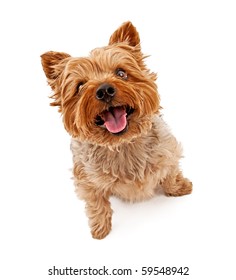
[41,21,192,239]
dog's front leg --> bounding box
[85,192,113,239]
[73,163,113,239]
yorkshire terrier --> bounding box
[41,21,192,239]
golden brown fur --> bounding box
[41,21,192,239]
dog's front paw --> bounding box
[91,218,112,239]
[86,196,113,239]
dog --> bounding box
[41,21,192,239]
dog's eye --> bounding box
[116,69,128,80]
[76,82,84,92]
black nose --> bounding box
[96,83,116,103]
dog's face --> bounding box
[41,22,160,146]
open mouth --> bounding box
[95,105,134,135]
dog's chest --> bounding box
[98,146,149,182]
[72,135,159,185]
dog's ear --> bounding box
[109,21,140,48]
[41,51,70,89]
[41,51,71,109]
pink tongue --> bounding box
[103,107,127,133]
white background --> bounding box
[1,0,235,279]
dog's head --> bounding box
[41,22,160,146]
